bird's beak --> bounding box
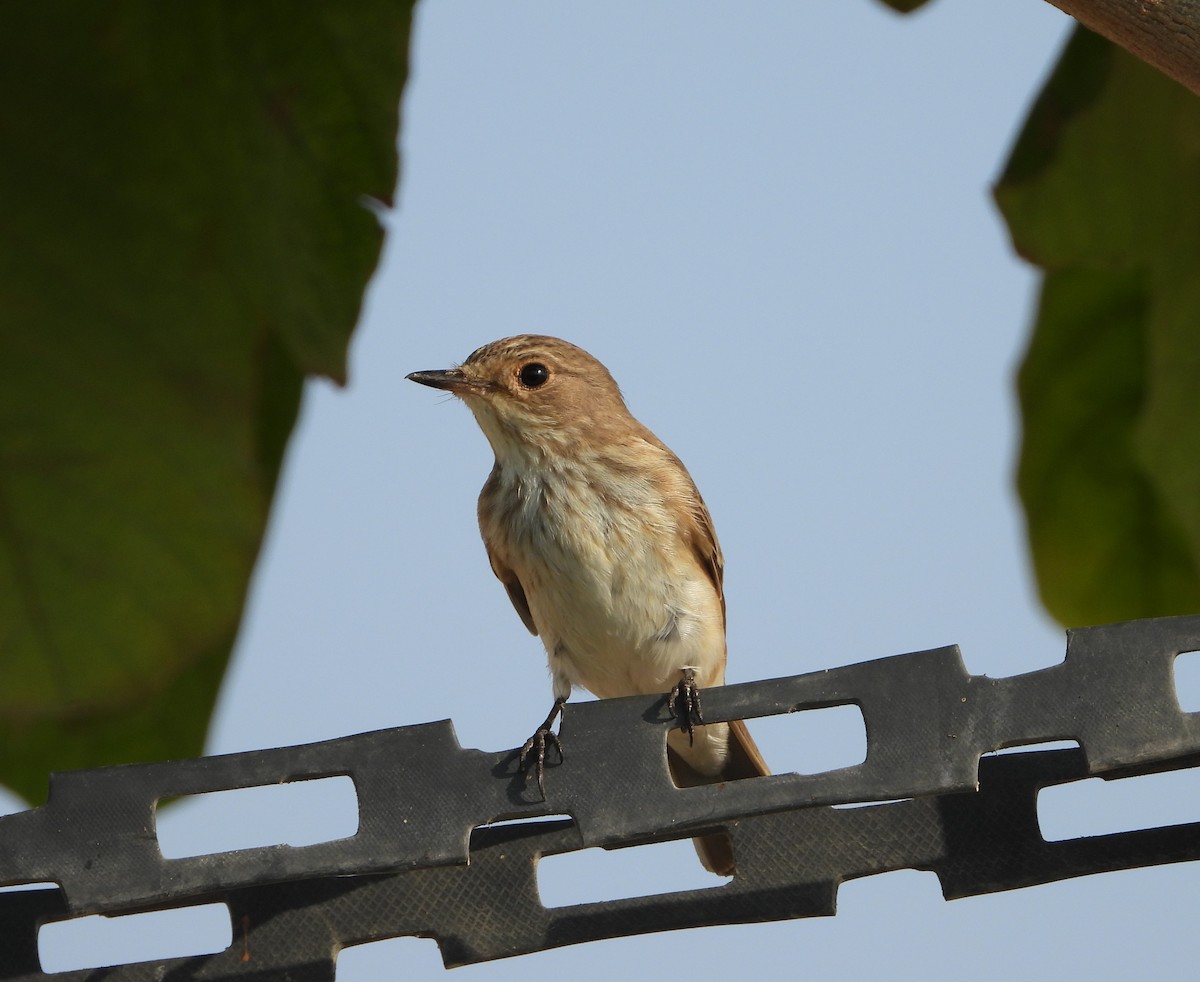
[406,368,474,393]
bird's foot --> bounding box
[519,697,566,800]
[668,667,704,746]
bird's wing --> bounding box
[486,542,539,636]
[640,432,727,630]
[685,488,726,629]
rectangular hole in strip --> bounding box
[831,798,911,811]
[1037,767,1200,842]
[1174,650,1200,713]
[155,775,358,859]
[744,703,867,776]
[475,814,574,831]
[471,814,575,853]
[39,903,231,973]
[982,738,1080,757]
[0,881,58,894]
[537,838,728,908]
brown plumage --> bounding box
[408,335,768,875]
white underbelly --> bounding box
[520,533,725,699]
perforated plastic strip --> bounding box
[1,614,1199,977]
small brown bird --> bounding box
[408,335,768,874]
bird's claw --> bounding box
[518,697,566,800]
[669,667,704,746]
[519,727,562,800]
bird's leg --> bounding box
[669,666,704,746]
[519,696,566,799]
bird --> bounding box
[407,335,768,875]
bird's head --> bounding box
[407,335,633,459]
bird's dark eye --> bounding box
[519,362,549,388]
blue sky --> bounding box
[21,3,1200,978]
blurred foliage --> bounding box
[0,3,413,803]
[997,28,1200,626]
[875,0,934,13]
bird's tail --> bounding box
[667,718,769,876]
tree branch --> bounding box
[1047,0,1200,96]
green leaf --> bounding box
[0,3,413,802]
[997,28,1200,626]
